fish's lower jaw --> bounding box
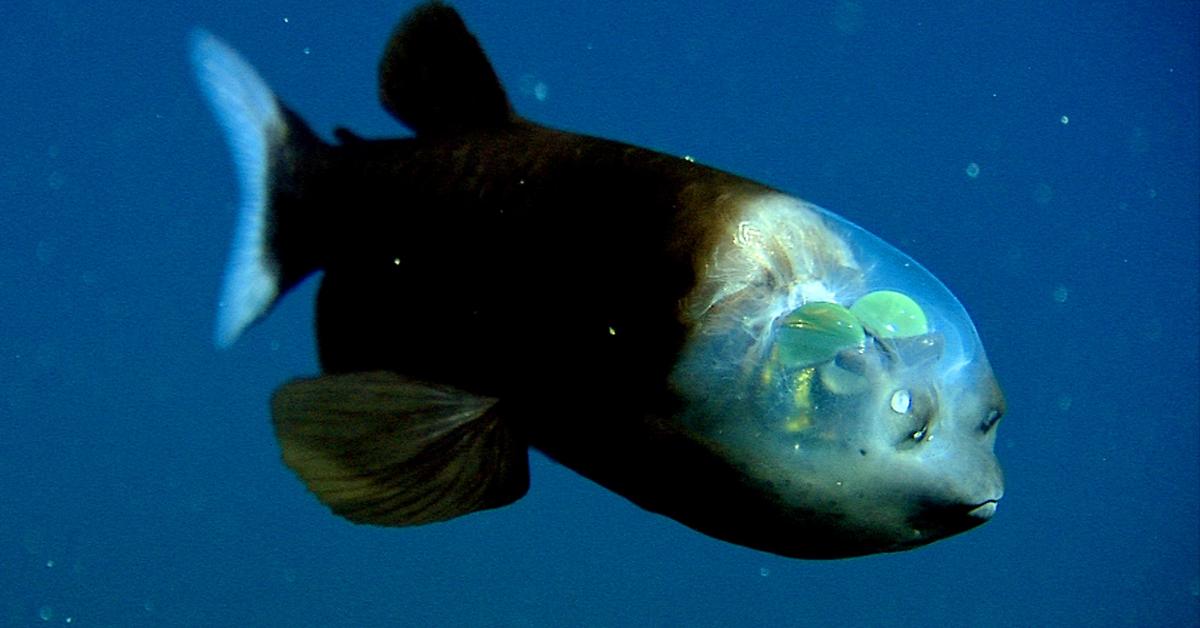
[967,499,999,520]
[899,498,999,549]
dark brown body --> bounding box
[307,121,748,387]
[302,123,831,554]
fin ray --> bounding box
[192,31,329,347]
[191,30,285,348]
[272,372,530,526]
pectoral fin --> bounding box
[271,372,529,526]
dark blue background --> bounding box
[2,1,1196,625]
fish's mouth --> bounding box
[905,496,1002,546]
[967,499,1000,520]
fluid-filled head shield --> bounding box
[671,192,1003,557]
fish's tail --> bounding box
[191,30,329,348]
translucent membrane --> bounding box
[674,193,985,437]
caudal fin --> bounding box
[191,30,324,348]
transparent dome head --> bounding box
[673,192,990,443]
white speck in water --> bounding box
[759,567,770,577]
[38,606,53,621]
[1053,286,1069,303]
[1033,182,1054,205]
[45,560,54,568]
[36,239,57,264]
[518,74,549,102]
[303,47,311,55]
[682,155,696,163]
[1141,317,1163,342]
[283,17,289,23]
[1129,126,1150,154]
[833,1,865,35]
[965,162,980,178]
[1060,115,1069,125]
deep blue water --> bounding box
[2,1,1196,626]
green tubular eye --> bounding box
[850,290,928,338]
[775,302,866,368]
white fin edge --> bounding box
[191,29,285,348]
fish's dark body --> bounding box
[192,1,1005,559]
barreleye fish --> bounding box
[192,1,1004,559]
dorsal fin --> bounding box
[378,1,513,136]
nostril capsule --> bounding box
[981,408,1002,432]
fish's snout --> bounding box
[905,456,1003,542]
